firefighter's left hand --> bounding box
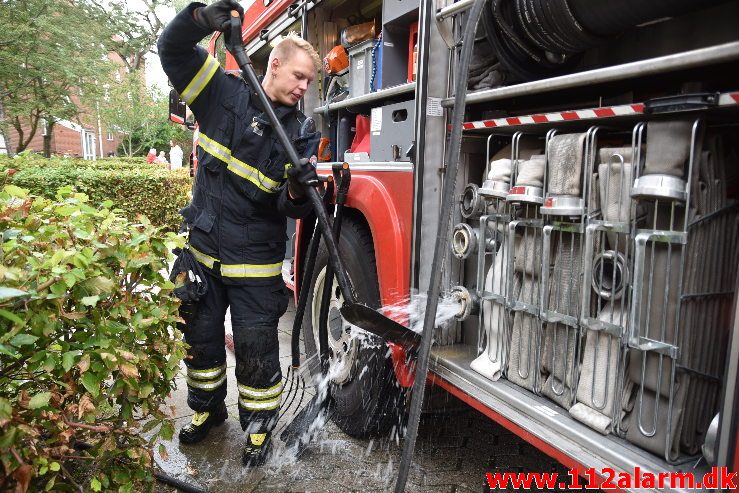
[193,0,244,32]
[287,158,319,199]
[294,130,321,160]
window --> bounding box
[107,130,113,141]
[41,118,48,136]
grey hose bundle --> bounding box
[515,154,546,188]
[488,158,512,182]
[643,120,693,177]
[506,275,540,391]
[540,234,582,409]
[547,133,587,196]
[571,302,629,434]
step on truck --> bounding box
[169,0,739,489]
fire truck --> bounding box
[170,0,739,488]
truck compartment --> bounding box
[440,113,738,480]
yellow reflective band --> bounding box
[188,245,218,269]
[239,396,281,411]
[228,156,281,193]
[187,365,226,380]
[198,132,231,164]
[187,374,227,391]
[283,163,290,179]
[221,262,282,278]
[249,433,267,446]
[181,55,219,105]
[197,132,282,193]
[238,381,282,399]
[191,411,210,426]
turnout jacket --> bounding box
[158,3,311,285]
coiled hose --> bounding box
[392,0,487,490]
[484,0,734,82]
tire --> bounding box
[302,214,405,438]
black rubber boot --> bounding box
[178,402,228,444]
[242,432,271,467]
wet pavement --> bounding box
[154,300,579,492]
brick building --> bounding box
[4,52,133,159]
[6,118,122,159]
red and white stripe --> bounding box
[461,91,739,130]
[718,92,739,105]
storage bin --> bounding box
[348,39,374,99]
[370,99,415,162]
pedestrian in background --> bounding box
[146,148,157,164]
[156,150,169,165]
[169,140,184,170]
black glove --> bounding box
[193,0,244,32]
[169,248,208,304]
[286,158,319,200]
[294,131,321,160]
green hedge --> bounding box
[1,156,190,231]
[0,185,185,492]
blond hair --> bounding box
[269,32,321,72]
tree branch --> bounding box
[63,416,112,434]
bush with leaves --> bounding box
[0,156,191,232]
[0,185,186,492]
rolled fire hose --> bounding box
[632,120,693,201]
[393,0,487,490]
[506,155,546,392]
[571,147,634,434]
[539,135,587,409]
[515,155,545,188]
[470,158,514,380]
[506,276,538,389]
[625,122,691,461]
[570,301,626,434]
[547,133,586,196]
[598,146,633,248]
[540,235,582,410]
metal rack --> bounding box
[312,82,417,114]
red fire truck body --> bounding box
[166,0,739,488]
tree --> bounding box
[0,0,115,155]
[99,75,189,157]
[84,0,177,74]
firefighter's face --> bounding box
[267,51,315,106]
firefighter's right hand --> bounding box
[287,158,319,200]
[193,0,244,32]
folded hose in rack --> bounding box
[483,0,733,83]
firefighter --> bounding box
[157,0,320,466]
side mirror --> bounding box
[169,89,187,125]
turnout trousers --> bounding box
[179,267,290,433]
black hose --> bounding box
[318,165,347,373]
[154,471,209,493]
[291,180,334,367]
[392,0,486,491]
[567,0,732,37]
[485,0,734,83]
[73,441,207,493]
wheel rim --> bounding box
[311,266,357,385]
